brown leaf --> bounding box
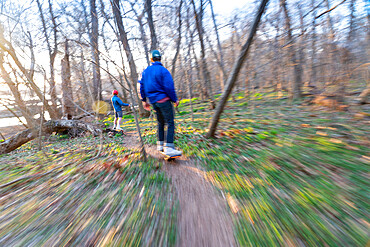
[329,138,342,144]
[354,113,365,120]
[227,193,239,214]
[316,131,328,136]
[345,145,360,151]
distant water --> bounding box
[0,112,50,128]
[0,117,26,128]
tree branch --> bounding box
[316,0,346,19]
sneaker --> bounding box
[113,125,116,130]
[164,147,182,157]
[157,141,164,152]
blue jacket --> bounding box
[140,62,178,104]
[111,95,129,112]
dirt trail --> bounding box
[123,133,236,247]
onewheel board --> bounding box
[160,152,181,161]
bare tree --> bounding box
[90,0,102,101]
[191,0,214,108]
[171,0,183,79]
[206,0,269,138]
[0,26,59,119]
[61,40,74,119]
[347,0,355,44]
[280,0,302,100]
[111,0,146,116]
[129,1,150,66]
[208,0,226,91]
[0,52,36,127]
[309,0,318,88]
[145,0,158,51]
[36,0,60,117]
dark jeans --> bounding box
[115,111,123,118]
[152,101,175,144]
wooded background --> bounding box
[0,0,368,130]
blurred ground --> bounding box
[123,133,236,247]
[147,145,236,247]
[0,94,369,246]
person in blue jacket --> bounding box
[111,90,130,130]
[140,50,182,157]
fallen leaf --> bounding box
[316,131,328,136]
[316,126,337,130]
[329,138,342,144]
[345,145,360,151]
[361,155,370,161]
[354,113,366,120]
[227,193,239,214]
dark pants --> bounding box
[115,111,123,118]
[152,101,175,144]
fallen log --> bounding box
[0,120,101,155]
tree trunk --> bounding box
[130,4,150,66]
[185,42,195,121]
[280,0,302,100]
[26,31,35,83]
[324,0,337,83]
[191,0,214,108]
[209,0,226,91]
[61,40,74,119]
[101,29,118,96]
[48,0,60,114]
[111,0,146,116]
[298,4,306,89]
[271,9,281,95]
[204,32,224,93]
[0,29,59,119]
[171,0,183,79]
[191,44,204,100]
[79,50,94,109]
[145,0,158,51]
[185,5,203,100]
[119,73,128,103]
[0,54,36,127]
[310,0,317,87]
[206,0,269,138]
[347,0,355,44]
[36,0,60,117]
[90,0,102,101]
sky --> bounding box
[212,0,251,17]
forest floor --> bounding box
[0,93,369,246]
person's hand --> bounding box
[143,102,151,111]
[174,101,179,107]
